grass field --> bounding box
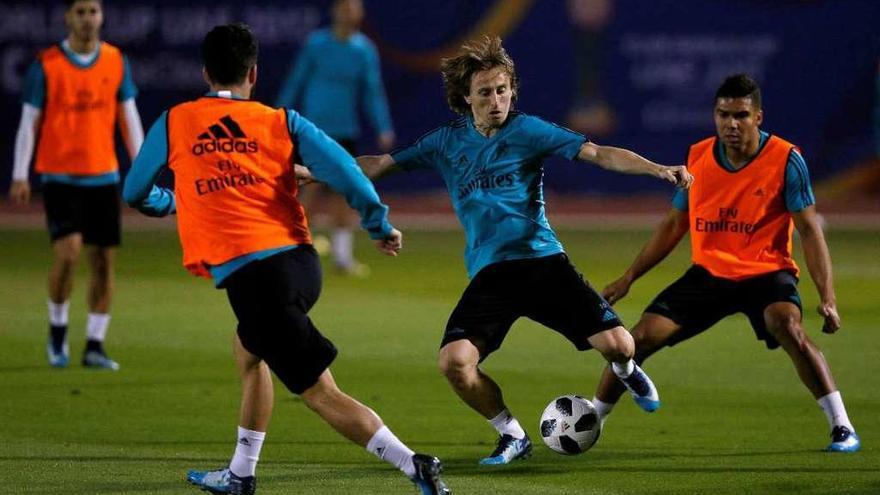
[0,227,877,494]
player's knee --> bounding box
[438,351,477,388]
[772,315,807,351]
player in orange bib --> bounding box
[9,0,144,370]
[123,24,449,495]
[591,74,859,452]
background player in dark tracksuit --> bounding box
[276,0,395,276]
[592,74,860,453]
[124,23,449,495]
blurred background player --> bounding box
[8,0,143,370]
[275,0,395,277]
[124,23,449,495]
[353,36,692,465]
[593,74,860,453]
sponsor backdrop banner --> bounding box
[1,0,877,193]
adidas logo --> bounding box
[192,115,258,156]
[754,188,765,197]
[238,437,251,446]
[602,309,617,322]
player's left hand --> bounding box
[375,228,403,256]
[817,302,841,334]
[659,165,693,189]
[293,163,317,186]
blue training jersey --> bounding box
[672,130,815,212]
[22,41,138,187]
[275,29,392,140]
[392,111,586,278]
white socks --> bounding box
[489,409,526,439]
[332,228,354,267]
[48,300,70,326]
[366,426,416,478]
[817,391,855,432]
[229,427,266,478]
[86,313,111,342]
[592,397,614,420]
[611,359,635,379]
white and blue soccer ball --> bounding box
[539,395,601,455]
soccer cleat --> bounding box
[82,350,120,371]
[479,434,532,465]
[186,467,256,495]
[826,426,861,453]
[618,364,660,412]
[46,341,69,368]
[410,454,451,495]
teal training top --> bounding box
[392,111,586,278]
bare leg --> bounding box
[48,234,82,304]
[234,335,273,431]
[438,338,506,419]
[86,246,114,314]
[300,368,383,446]
[763,302,837,399]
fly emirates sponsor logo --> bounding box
[694,207,757,234]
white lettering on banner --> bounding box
[620,34,781,131]
[160,7,234,45]
[244,6,321,44]
[129,53,204,90]
[103,5,157,44]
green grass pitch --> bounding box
[0,228,877,494]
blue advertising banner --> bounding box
[1,0,877,194]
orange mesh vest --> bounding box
[687,135,799,280]
[167,97,311,278]
[35,42,124,176]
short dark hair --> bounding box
[440,36,519,115]
[715,74,762,108]
[202,23,258,86]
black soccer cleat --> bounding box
[186,467,256,495]
[411,454,451,495]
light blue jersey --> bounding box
[275,29,392,140]
[392,111,586,278]
[672,130,815,212]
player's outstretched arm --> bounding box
[603,208,689,304]
[578,142,693,189]
[792,206,840,333]
[356,154,398,180]
[123,112,176,217]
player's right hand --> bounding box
[375,228,403,257]
[818,302,841,334]
[602,275,632,305]
[9,180,31,205]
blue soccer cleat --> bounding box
[410,454,451,495]
[479,434,532,465]
[826,426,861,453]
[82,350,120,371]
[46,341,69,368]
[186,467,255,495]
[619,364,660,412]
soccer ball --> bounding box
[539,395,601,455]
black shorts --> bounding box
[224,246,338,394]
[442,253,623,358]
[42,182,121,246]
[645,265,802,350]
